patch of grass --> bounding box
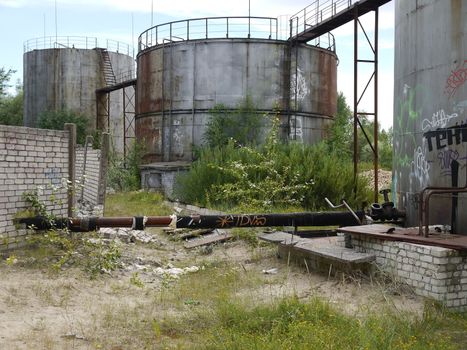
[193,297,463,350]
[231,228,260,247]
[104,191,173,217]
[16,230,123,278]
[70,253,467,350]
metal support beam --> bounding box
[123,86,136,159]
[353,7,379,202]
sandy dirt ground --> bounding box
[0,227,424,349]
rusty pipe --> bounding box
[420,188,467,237]
[419,162,467,236]
[17,211,365,232]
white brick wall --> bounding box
[351,234,467,311]
[0,125,69,249]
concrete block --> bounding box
[398,270,410,279]
[449,257,462,264]
[420,255,433,263]
[436,272,451,279]
[447,293,459,300]
[431,285,448,293]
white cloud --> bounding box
[31,0,313,18]
[0,0,28,7]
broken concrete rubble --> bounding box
[99,227,161,244]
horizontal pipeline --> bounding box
[17,211,364,232]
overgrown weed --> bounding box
[105,191,173,217]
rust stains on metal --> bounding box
[318,50,337,117]
[135,115,163,162]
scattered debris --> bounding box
[75,199,103,217]
[262,268,278,274]
[164,228,214,240]
[153,265,201,278]
[99,227,160,244]
[184,229,233,249]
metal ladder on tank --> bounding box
[96,48,117,86]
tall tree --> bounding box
[0,67,15,97]
[0,68,23,126]
[326,92,353,158]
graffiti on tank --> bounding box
[423,121,467,152]
[411,145,431,186]
[454,100,467,115]
[437,149,460,176]
[289,115,303,141]
[421,109,458,131]
[172,126,184,157]
[393,84,428,168]
[290,67,308,107]
[444,60,467,98]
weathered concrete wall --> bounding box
[135,39,337,162]
[23,48,135,133]
[76,145,101,206]
[393,0,467,228]
[0,125,69,249]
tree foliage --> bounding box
[0,67,15,97]
[326,92,393,169]
[0,67,23,126]
[38,109,90,144]
[326,92,353,158]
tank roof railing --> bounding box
[138,16,279,52]
[24,36,135,57]
[290,0,354,37]
[138,16,336,53]
[290,16,336,52]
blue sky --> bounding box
[0,0,394,130]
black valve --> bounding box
[379,188,391,203]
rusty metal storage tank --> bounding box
[135,17,337,162]
[23,36,135,144]
[393,0,467,231]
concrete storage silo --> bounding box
[393,0,467,231]
[23,36,135,150]
[135,17,337,162]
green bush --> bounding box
[38,109,90,144]
[107,141,145,192]
[204,96,266,148]
[175,117,372,211]
[0,89,23,126]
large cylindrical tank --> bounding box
[23,37,135,132]
[393,0,467,230]
[135,17,337,162]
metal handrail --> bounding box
[138,16,279,52]
[24,36,134,56]
[290,0,355,35]
[114,69,136,84]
